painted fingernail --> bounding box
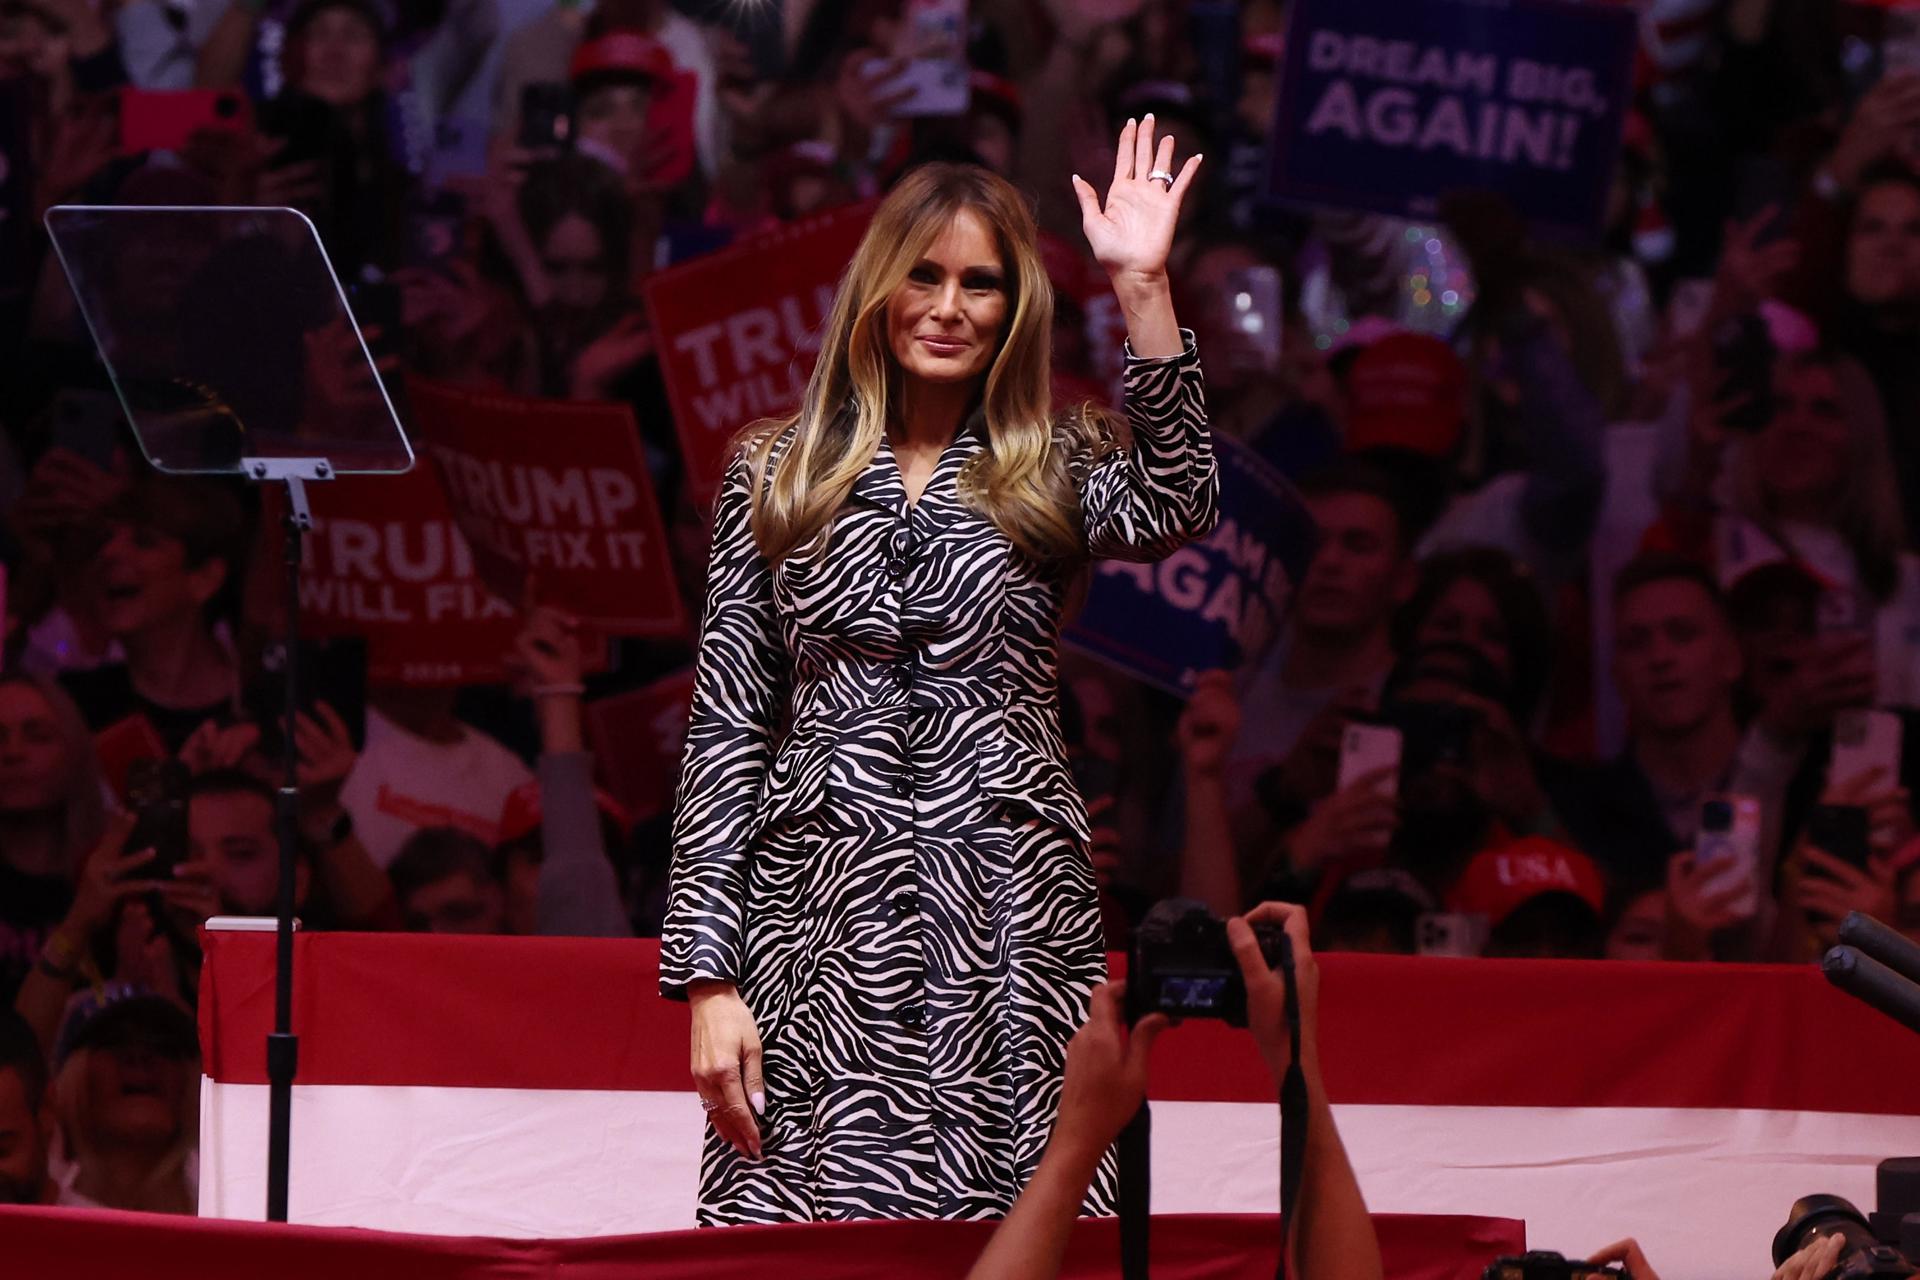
[751,1090,766,1116]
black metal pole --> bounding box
[266,481,307,1223]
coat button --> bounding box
[898,1004,926,1029]
[893,778,911,798]
[887,556,909,579]
[891,891,920,917]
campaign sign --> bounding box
[408,379,687,637]
[1267,0,1637,239]
[585,668,696,823]
[1064,434,1317,696]
[292,468,521,686]
[645,201,878,505]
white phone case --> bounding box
[1830,709,1903,794]
[1695,794,1762,919]
[1337,722,1402,796]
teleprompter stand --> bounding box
[45,205,412,1221]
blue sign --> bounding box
[1266,0,1637,240]
[1065,435,1318,696]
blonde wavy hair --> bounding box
[741,163,1112,566]
[52,1044,200,1215]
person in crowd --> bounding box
[1448,838,1610,960]
[1390,547,1556,733]
[495,0,724,183]
[1417,200,1613,583]
[495,604,633,938]
[1659,337,1920,706]
[965,901,1381,1280]
[0,1008,78,1206]
[1545,556,1801,900]
[201,0,413,275]
[388,826,507,934]
[47,985,199,1213]
[506,153,647,400]
[0,674,107,1002]
[57,474,246,752]
[1223,460,1417,855]
[336,684,533,870]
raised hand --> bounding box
[1070,113,1200,289]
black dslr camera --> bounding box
[1775,1159,1920,1279]
[1482,1253,1624,1280]
[1126,898,1290,1027]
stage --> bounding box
[187,930,1920,1277]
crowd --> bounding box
[0,0,1917,1229]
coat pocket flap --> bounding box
[750,731,838,840]
[974,731,1091,843]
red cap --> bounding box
[569,30,676,85]
[1343,332,1468,458]
[497,779,635,848]
[1447,837,1607,927]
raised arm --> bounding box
[1070,115,1217,560]
[660,450,791,999]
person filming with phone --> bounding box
[965,901,1381,1280]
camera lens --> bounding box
[1774,1194,1877,1266]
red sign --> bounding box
[408,379,686,637]
[645,201,877,504]
[293,468,521,687]
[584,668,694,823]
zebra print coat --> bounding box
[662,331,1215,1225]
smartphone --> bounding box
[870,0,970,118]
[1388,700,1477,780]
[1337,722,1402,796]
[123,759,191,879]
[1415,911,1488,958]
[1807,803,1873,871]
[242,635,368,759]
[519,82,573,152]
[1710,312,1775,433]
[1830,708,1902,793]
[259,91,339,172]
[118,88,251,157]
[1695,795,1762,919]
[402,190,469,274]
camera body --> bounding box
[1482,1252,1624,1280]
[1126,898,1290,1027]
[1776,1160,1920,1279]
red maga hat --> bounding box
[569,30,677,86]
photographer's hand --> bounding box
[1772,1234,1845,1280]
[1589,1238,1661,1280]
[1231,901,1383,1280]
[966,983,1163,1280]
[1231,902,1319,1083]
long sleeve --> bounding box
[534,751,632,939]
[1504,315,1607,556]
[1081,329,1218,563]
[659,452,790,999]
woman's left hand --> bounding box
[1071,113,1200,289]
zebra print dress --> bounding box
[662,331,1216,1225]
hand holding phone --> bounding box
[1690,794,1761,922]
[1829,708,1902,795]
[123,758,191,880]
